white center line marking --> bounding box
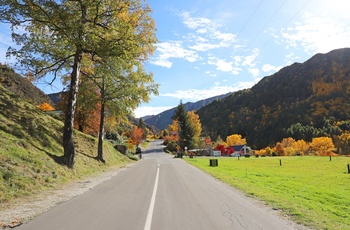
[144,164,160,230]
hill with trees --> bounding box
[197,48,350,150]
[0,64,54,106]
[144,92,231,130]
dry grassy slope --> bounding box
[0,82,131,205]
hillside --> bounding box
[144,92,231,130]
[197,48,350,149]
[0,82,131,207]
[0,64,54,106]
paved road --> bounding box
[17,140,301,230]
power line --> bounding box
[261,0,311,50]
[247,0,287,49]
[237,0,264,37]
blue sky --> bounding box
[1,0,350,118]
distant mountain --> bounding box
[47,92,64,105]
[197,48,350,149]
[0,64,54,106]
[144,93,231,130]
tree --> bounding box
[74,78,101,136]
[131,126,143,147]
[0,0,157,168]
[226,134,246,146]
[274,142,285,156]
[333,132,350,155]
[37,102,55,111]
[311,137,335,156]
[172,101,194,150]
[187,111,202,147]
[138,118,148,140]
[92,57,158,162]
[292,139,310,156]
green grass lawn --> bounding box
[185,156,350,230]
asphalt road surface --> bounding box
[16,140,302,230]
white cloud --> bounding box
[182,11,236,52]
[248,68,260,78]
[232,67,242,75]
[181,11,218,30]
[280,12,350,54]
[150,41,199,68]
[133,106,174,118]
[150,11,237,68]
[161,83,255,101]
[208,58,233,72]
[242,48,259,67]
[262,64,281,73]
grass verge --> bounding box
[185,156,350,230]
[0,85,132,206]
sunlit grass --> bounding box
[0,85,132,204]
[185,156,350,230]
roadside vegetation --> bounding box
[0,85,133,205]
[185,156,350,230]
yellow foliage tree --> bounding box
[311,137,335,156]
[226,134,246,146]
[255,146,273,156]
[333,131,350,155]
[292,139,310,156]
[187,111,202,147]
[37,102,55,111]
[281,137,296,148]
[167,119,179,142]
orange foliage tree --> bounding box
[167,119,179,142]
[274,142,285,156]
[37,102,55,111]
[131,126,144,147]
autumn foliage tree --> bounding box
[311,137,335,156]
[0,0,157,168]
[74,79,101,136]
[333,132,350,155]
[292,139,310,156]
[226,134,246,146]
[37,102,55,111]
[187,111,202,147]
[131,126,144,147]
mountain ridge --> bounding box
[143,92,232,130]
[197,47,350,149]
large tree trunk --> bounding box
[63,49,83,168]
[97,102,105,163]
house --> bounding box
[230,145,252,156]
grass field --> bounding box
[185,156,350,230]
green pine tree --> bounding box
[172,101,194,150]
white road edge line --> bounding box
[144,164,160,230]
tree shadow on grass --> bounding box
[31,143,66,165]
[77,150,106,163]
[77,150,97,160]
